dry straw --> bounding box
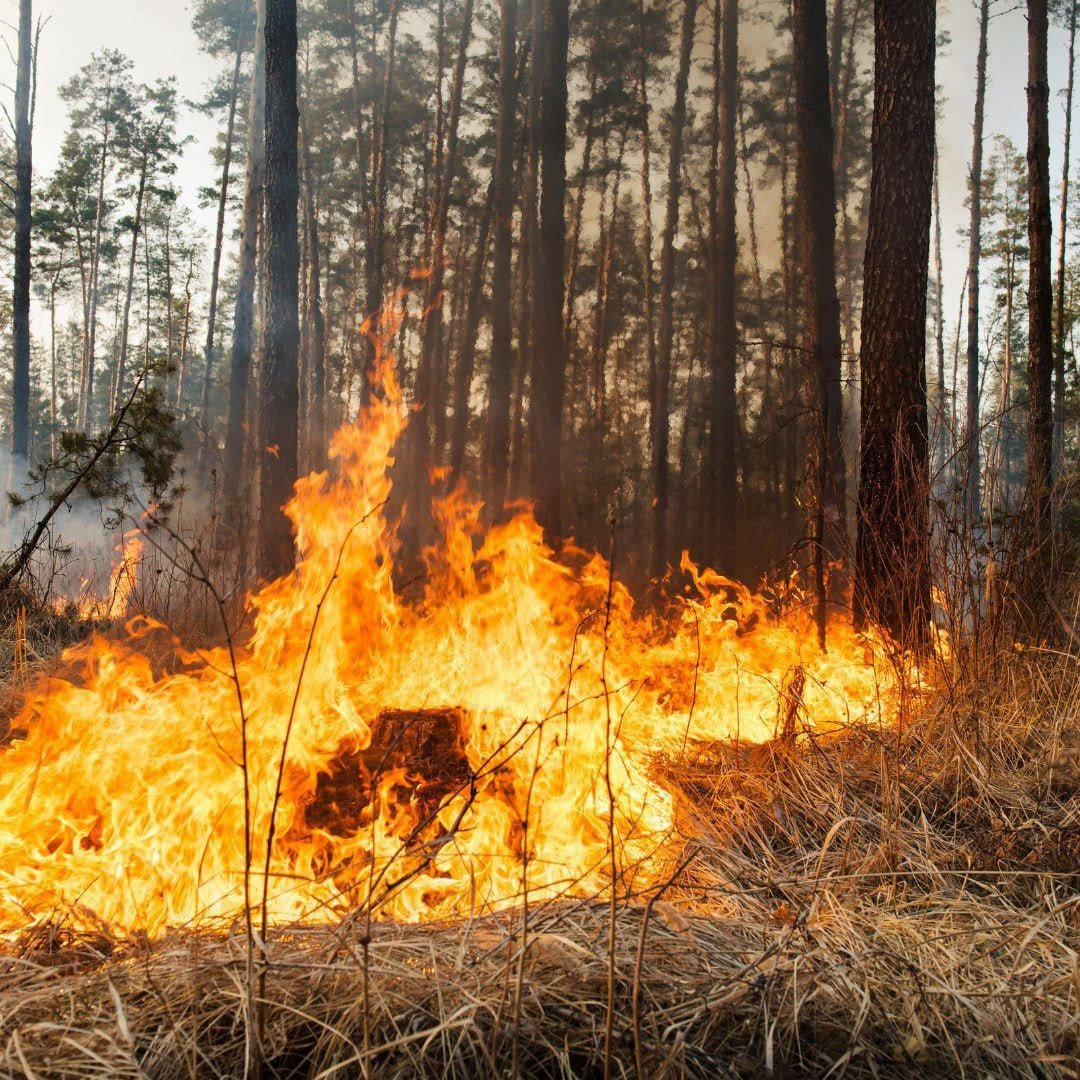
[1,641,1077,1077]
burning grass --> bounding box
[1,643,1077,1077]
[0,343,1076,1073]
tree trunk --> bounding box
[964,0,990,523]
[649,0,699,576]
[855,0,935,650]
[511,0,543,498]
[199,4,249,466]
[83,98,114,432]
[590,133,625,446]
[1027,0,1054,529]
[346,0,370,377]
[361,0,401,403]
[792,0,846,643]
[450,180,495,481]
[176,252,196,409]
[484,0,520,511]
[48,252,62,458]
[11,0,32,459]
[413,0,475,519]
[933,149,949,479]
[1054,0,1077,474]
[110,155,149,415]
[258,0,300,580]
[528,0,570,538]
[700,0,735,573]
[564,66,599,350]
[224,0,267,516]
[636,0,657,463]
[302,135,326,472]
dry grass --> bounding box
[0,644,1077,1078]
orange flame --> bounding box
[0,343,899,936]
[69,530,145,621]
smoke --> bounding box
[0,446,145,607]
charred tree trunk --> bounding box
[225,0,267,518]
[199,5,249,467]
[1027,0,1054,531]
[528,0,569,538]
[258,0,300,580]
[964,0,990,524]
[855,0,935,650]
[11,0,32,459]
[484,0,520,511]
[792,0,847,643]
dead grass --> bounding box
[0,644,1077,1078]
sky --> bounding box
[9,0,1080,347]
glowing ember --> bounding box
[0,348,898,936]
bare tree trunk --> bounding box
[199,4,249,465]
[361,0,401,403]
[964,0,990,523]
[484,0,520,511]
[425,0,447,265]
[450,180,495,480]
[258,0,300,580]
[855,0,935,649]
[413,0,475,520]
[300,115,326,471]
[564,66,599,349]
[528,0,570,537]
[637,0,657,445]
[11,0,32,459]
[511,0,543,498]
[701,0,736,572]
[793,0,846,643]
[111,155,149,415]
[225,0,266,515]
[1027,0,1054,531]
[83,98,114,431]
[49,252,62,458]
[176,251,195,409]
[346,0,370,376]
[933,149,949,479]
[1054,0,1077,474]
[590,133,625,447]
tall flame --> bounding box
[0,346,898,936]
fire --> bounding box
[75,530,145,621]
[0,344,899,937]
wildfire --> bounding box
[0,344,899,937]
[76,530,145,621]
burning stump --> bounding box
[304,708,472,840]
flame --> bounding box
[0,343,899,937]
[63,530,145,621]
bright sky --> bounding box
[9,0,1080,343]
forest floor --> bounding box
[0,622,1078,1077]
